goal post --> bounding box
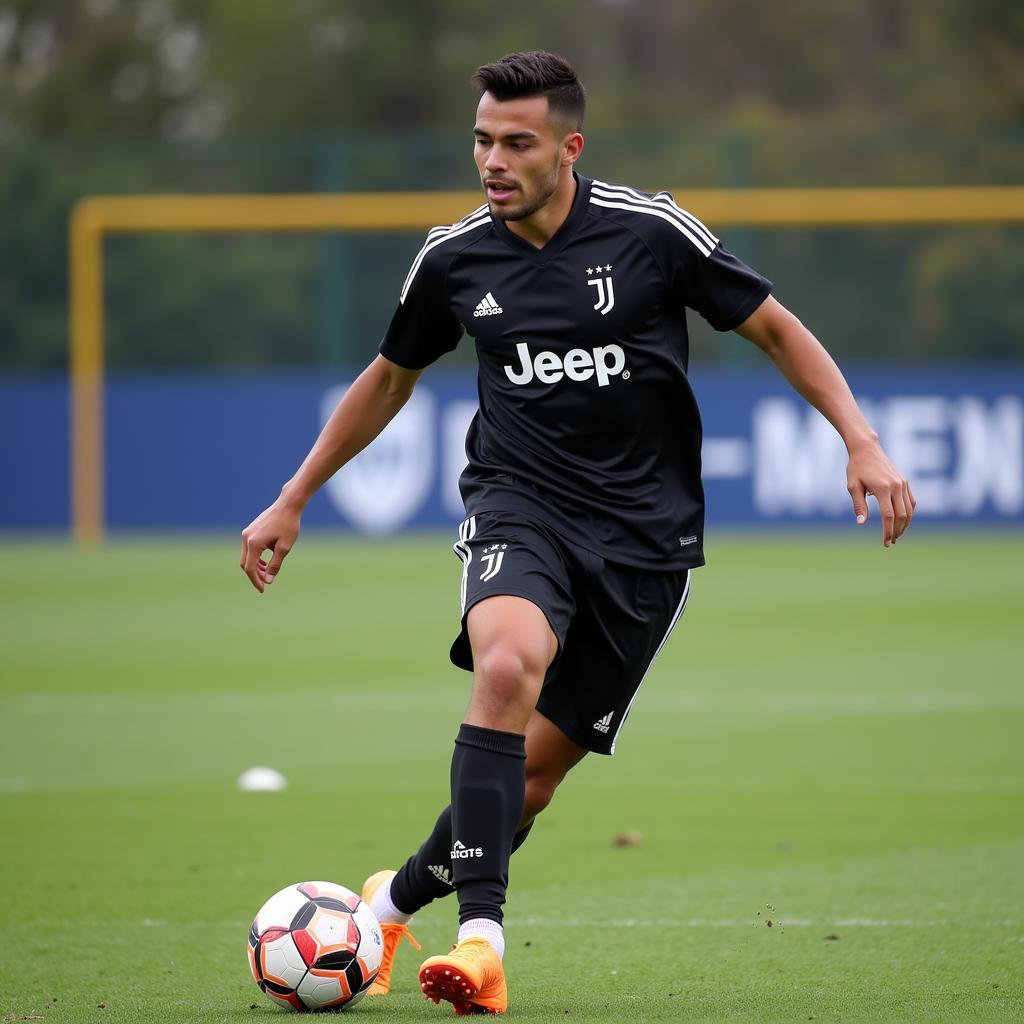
[69,186,1024,544]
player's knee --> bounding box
[476,645,544,705]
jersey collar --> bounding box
[489,172,593,263]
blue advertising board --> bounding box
[1,367,1022,531]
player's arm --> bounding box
[240,355,423,592]
[734,295,915,546]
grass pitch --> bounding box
[1,532,1022,1023]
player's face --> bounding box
[473,93,577,222]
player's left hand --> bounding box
[846,441,915,547]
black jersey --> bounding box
[379,173,771,570]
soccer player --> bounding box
[240,51,915,1014]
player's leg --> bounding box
[379,710,586,926]
[365,708,588,1002]
[368,614,577,1007]
[522,709,588,828]
[371,513,575,1011]
[419,594,557,1013]
[448,595,556,934]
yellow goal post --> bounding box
[69,185,1024,545]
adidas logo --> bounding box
[473,292,503,317]
[450,839,484,859]
[593,711,614,734]
[428,864,454,888]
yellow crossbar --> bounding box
[69,186,1024,544]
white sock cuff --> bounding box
[458,917,505,959]
[370,877,412,927]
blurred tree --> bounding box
[0,148,69,368]
[0,0,209,140]
[0,0,1021,369]
[1,0,1020,141]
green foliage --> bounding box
[0,534,1022,1021]
[0,148,69,369]
[3,0,1020,140]
[0,0,1021,369]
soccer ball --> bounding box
[246,881,384,1011]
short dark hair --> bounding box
[472,51,586,130]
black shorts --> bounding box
[449,512,691,755]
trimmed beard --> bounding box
[488,161,560,222]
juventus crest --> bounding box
[587,263,615,316]
[479,543,508,581]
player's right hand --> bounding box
[240,498,302,593]
[846,440,915,547]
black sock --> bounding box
[449,723,526,926]
[390,808,535,915]
[390,806,456,913]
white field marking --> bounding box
[642,691,1024,713]
[656,777,1024,793]
[6,776,1020,796]
[9,688,1024,717]
[11,690,464,716]
[206,917,1018,932]
[142,919,165,927]
[514,916,1019,930]
[833,918,954,928]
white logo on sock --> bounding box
[451,839,484,859]
[429,864,454,887]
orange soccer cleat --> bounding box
[360,870,421,996]
[419,937,507,1015]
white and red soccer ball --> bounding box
[247,881,383,1011]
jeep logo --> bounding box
[503,342,627,388]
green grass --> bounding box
[1,532,1022,1023]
